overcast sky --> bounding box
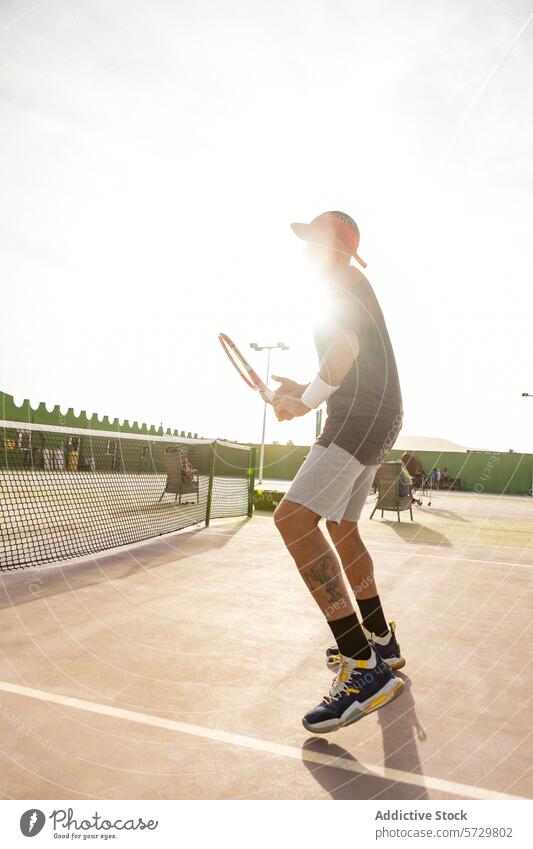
[1,0,533,451]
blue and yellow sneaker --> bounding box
[303,649,404,734]
[326,621,405,672]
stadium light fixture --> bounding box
[249,341,290,483]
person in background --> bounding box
[432,468,441,489]
[401,452,423,506]
[442,467,449,483]
[401,451,424,478]
[398,461,413,497]
[170,447,197,482]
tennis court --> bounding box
[0,490,531,800]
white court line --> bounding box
[365,533,533,554]
[368,546,533,570]
[0,680,526,801]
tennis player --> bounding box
[273,211,405,733]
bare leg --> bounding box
[326,519,377,600]
[274,501,403,730]
[274,500,354,621]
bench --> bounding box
[438,478,462,491]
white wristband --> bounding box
[301,374,339,409]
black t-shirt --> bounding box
[314,265,403,466]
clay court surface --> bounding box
[0,491,532,800]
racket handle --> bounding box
[261,387,275,403]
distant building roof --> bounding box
[394,435,469,453]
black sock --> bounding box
[328,613,372,661]
[357,595,389,638]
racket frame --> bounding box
[219,333,274,402]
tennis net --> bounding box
[0,420,255,570]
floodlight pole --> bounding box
[259,348,271,484]
[250,342,289,484]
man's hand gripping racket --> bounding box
[219,333,310,419]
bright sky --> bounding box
[1,0,533,452]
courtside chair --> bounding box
[370,461,413,522]
[159,447,200,505]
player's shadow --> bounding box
[388,523,452,547]
[301,675,429,799]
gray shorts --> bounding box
[283,443,378,523]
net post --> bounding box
[205,441,217,526]
[247,446,256,518]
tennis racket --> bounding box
[219,333,274,403]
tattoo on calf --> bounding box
[303,554,345,604]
